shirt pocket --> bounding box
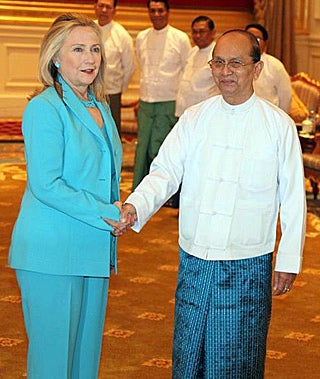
[229,200,274,248]
[159,46,180,72]
[105,45,121,70]
[240,150,277,192]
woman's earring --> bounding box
[55,62,60,69]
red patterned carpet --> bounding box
[0,143,320,378]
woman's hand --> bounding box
[103,201,135,236]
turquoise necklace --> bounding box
[79,93,96,108]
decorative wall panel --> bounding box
[295,0,309,33]
[120,0,253,8]
[14,0,253,8]
[4,44,40,90]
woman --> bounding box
[9,13,122,378]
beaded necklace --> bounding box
[79,93,96,108]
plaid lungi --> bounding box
[172,248,273,379]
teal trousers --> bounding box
[16,270,109,379]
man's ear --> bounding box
[253,60,264,80]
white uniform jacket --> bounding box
[254,53,292,113]
[97,20,135,94]
[126,94,306,273]
[175,41,220,117]
[136,25,191,102]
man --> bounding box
[109,30,306,378]
[132,0,191,190]
[94,0,135,133]
[245,23,292,113]
[175,15,220,117]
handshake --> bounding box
[104,202,137,236]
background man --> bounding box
[94,0,135,134]
[110,29,306,378]
[132,0,191,190]
[175,15,220,117]
[245,23,292,113]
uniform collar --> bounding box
[220,93,257,113]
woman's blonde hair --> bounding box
[38,13,106,101]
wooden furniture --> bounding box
[300,133,320,199]
[291,72,320,114]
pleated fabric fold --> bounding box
[173,248,273,379]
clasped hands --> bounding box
[104,202,137,236]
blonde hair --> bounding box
[38,13,106,101]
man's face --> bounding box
[95,0,115,26]
[246,27,267,53]
[191,20,216,49]
[210,32,263,105]
[148,1,169,31]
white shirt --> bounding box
[136,25,191,102]
[126,94,306,273]
[254,52,292,113]
[97,20,135,94]
[175,41,220,117]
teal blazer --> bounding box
[9,76,122,277]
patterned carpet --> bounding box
[0,120,23,142]
[0,142,320,378]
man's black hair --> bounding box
[245,23,268,41]
[192,15,215,31]
[147,0,170,10]
[94,0,117,8]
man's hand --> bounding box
[103,202,137,236]
[113,201,122,211]
[120,203,137,226]
[273,271,297,296]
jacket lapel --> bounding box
[58,76,121,181]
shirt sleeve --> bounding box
[126,112,190,231]
[275,62,292,113]
[275,116,306,273]
[120,29,135,92]
[179,33,192,70]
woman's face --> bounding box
[56,26,102,95]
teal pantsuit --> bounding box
[16,270,109,379]
[9,75,122,378]
[132,100,178,189]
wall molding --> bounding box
[0,1,256,119]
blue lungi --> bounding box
[172,248,273,379]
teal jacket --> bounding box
[9,76,122,277]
